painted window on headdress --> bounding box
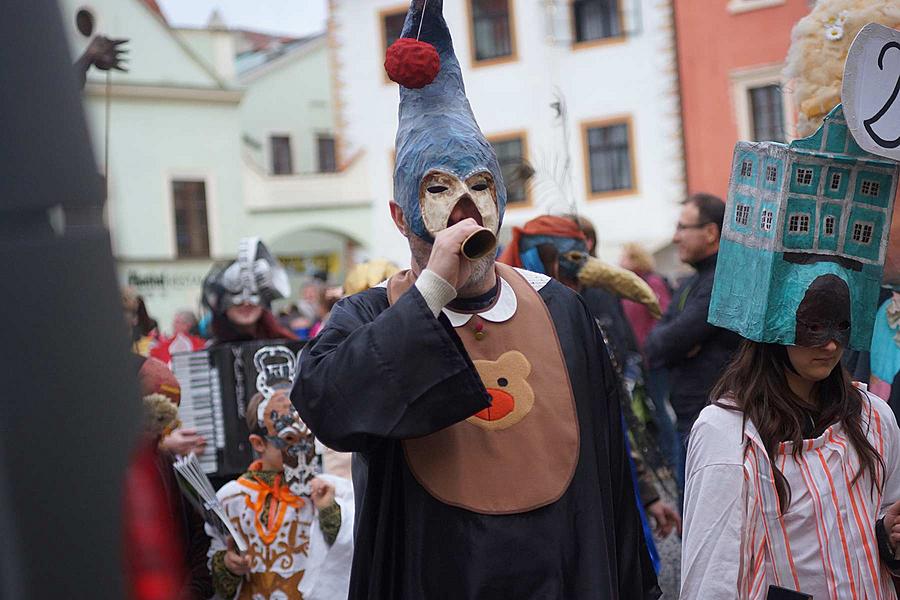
[172,180,210,258]
[270,135,293,175]
[824,167,849,200]
[830,173,842,191]
[470,0,515,62]
[788,213,809,234]
[824,216,835,237]
[489,133,530,205]
[854,172,891,207]
[749,84,785,143]
[796,168,813,186]
[860,180,880,198]
[317,135,337,173]
[741,160,753,178]
[760,210,773,232]
[765,165,777,183]
[735,204,750,226]
[573,0,622,44]
[852,222,874,245]
[583,118,634,198]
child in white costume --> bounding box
[206,391,353,600]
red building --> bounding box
[673,0,812,198]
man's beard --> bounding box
[409,236,496,297]
[457,254,495,297]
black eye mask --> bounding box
[794,274,851,348]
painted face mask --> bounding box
[794,274,851,348]
[391,0,507,242]
[517,234,588,280]
[419,169,499,238]
[257,391,312,458]
[202,237,291,313]
[257,391,318,495]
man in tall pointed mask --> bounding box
[291,1,659,598]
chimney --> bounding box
[206,9,236,82]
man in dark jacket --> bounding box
[644,193,741,499]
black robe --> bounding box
[292,276,660,599]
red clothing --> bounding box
[622,272,670,352]
[123,437,186,600]
[149,333,206,365]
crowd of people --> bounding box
[113,1,900,600]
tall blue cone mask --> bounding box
[393,0,507,242]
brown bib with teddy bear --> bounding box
[386,263,579,514]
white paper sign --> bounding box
[843,23,900,161]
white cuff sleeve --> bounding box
[414,269,457,317]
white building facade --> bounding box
[331,0,685,265]
[59,0,372,329]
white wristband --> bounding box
[415,269,457,317]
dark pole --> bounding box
[0,2,138,598]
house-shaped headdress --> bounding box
[709,106,899,350]
[391,0,507,241]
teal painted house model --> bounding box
[709,105,900,350]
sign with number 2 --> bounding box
[844,23,900,161]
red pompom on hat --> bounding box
[385,37,440,89]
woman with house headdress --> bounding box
[291,1,659,598]
[681,100,900,599]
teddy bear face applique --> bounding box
[466,350,534,431]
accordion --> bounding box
[171,339,305,479]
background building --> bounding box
[60,0,370,329]
[61,0,827,327]
[331,0,686,268]
[673,0,812,198]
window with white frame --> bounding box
[749,84,786,143]
[317,135,337,173]
[572,0,622,44]
[796,168,813,186]
[830,172,842,191]
[172,180,210,258]
[824,216,835,236]
[382,9,406,53]
[471,0,514,62]
[489,135,529,204]
[270,135,293,175]
[736,204,750,226]
[584,120,633,195]
[861,180,881,197]
[730,64,794,144]
[760,209,773,231]
[741,160,753,178]
[766,165,777,183]
[852,222,874,244]
[788,213,810,233]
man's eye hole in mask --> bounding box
[471,183,488,191]
[427,185,448,193]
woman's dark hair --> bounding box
[133,296,158,340]
[711,340,884,511]
[211,308,298,345]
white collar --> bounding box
[443,276,517,327]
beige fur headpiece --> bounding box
[785,0,900,137]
